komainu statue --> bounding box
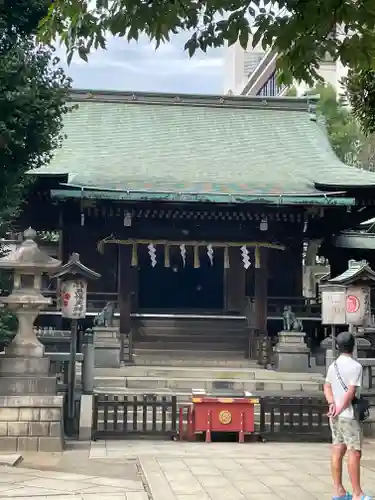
[282,305,303,332]
[94,301,115,327]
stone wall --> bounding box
[0,395,64,452]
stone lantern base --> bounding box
[0,355,64,452]
[93,327,121,367]
[275,331,310,372]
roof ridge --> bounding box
[69,88,310,112]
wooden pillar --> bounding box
[225,247,246,312]
[254,247,268,335]
[118,244,132,362]
[56,207,64,330]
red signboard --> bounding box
[346,295,360,314]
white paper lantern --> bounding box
[60,279,87,319]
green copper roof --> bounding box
[33,90,375,203]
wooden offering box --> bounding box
[191,393,259,443]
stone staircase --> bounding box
[94,364,324,403]
[132,316,249,363]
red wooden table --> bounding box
[188,395,259,443]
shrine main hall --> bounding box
[19,89,375,358]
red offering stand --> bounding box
[189,394,259,443]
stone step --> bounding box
[135,334,247,342]
[133,349,247,360]
[135,328,247,337]
[134,340,246,351]
[93,389,324,409]
[132,354,253,367]
[94,376,323,392]
[94,365,321,381]
[132,318,247,329]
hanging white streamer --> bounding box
[240,245,250,269]
[180,244,187,267]
[206,244,214,266]
[147,243,157,267]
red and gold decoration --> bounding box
[188,395,259,443]
[218,410,232,425]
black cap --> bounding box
[336,331,355,354]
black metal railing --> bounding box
[92,394,178,440]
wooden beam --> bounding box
[225,247,246,312]
[254,247,268,335]
[118,244,132,362]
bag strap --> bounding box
[334,361,348,392]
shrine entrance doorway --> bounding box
[137,246,224,312]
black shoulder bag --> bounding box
[334,361,369,422]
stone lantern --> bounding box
[0,227,61,369]
[0,228,64,452]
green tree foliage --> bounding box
[345,68,375,135]
[0,0,72,231]
[288,84,374,169]
[39,0,375,85]
[0,0,72,338]
[310,84,363,166]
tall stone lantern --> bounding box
[0,228,64,452]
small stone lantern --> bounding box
[0,227,61,358]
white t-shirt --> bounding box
[325,354,363,419]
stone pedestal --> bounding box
[93,327,121,368]
[275,331,310,372]
[0,354,64,452]
[0,395,63,452]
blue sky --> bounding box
[56,33,224,94]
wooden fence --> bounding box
[259,396,331,442]
[92,394,178,440]
[91,393,334,442]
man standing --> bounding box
[324,331,371,500]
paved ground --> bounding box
[0,442,147,500]
[91,440,375,500]
[2,440,375,499]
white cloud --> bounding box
[56,33,224,94]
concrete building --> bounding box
[224,37,348,98]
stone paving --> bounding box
[0,464,147,499]
[90,440,375,500]
[2,440,375,499]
